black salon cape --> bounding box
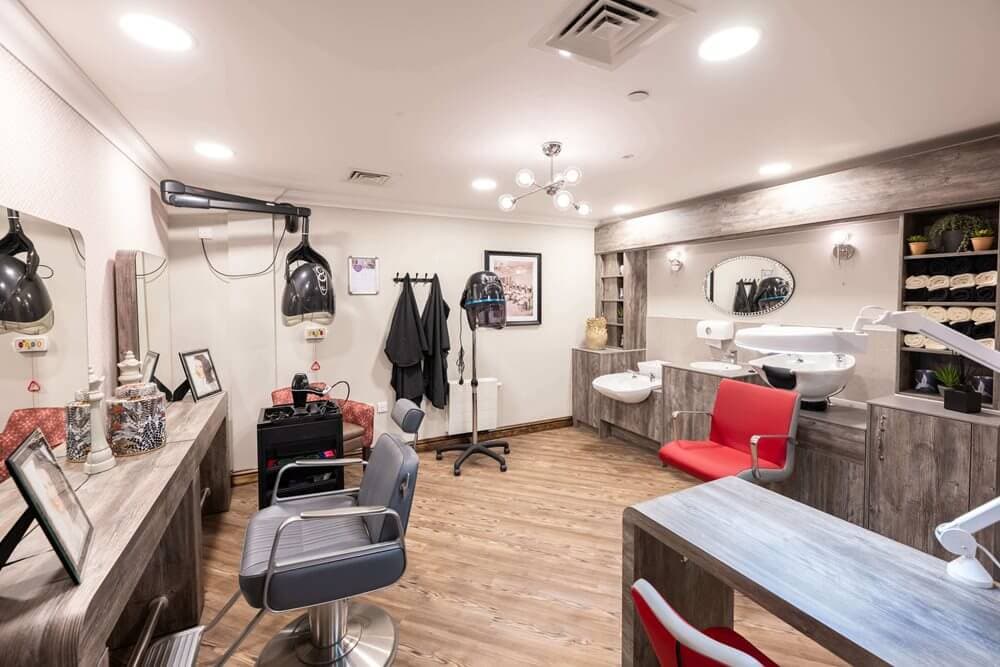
[385,274,429,403]
[421,274,450,409]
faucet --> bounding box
[724,348,739,364]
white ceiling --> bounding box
[22,0,1000,226]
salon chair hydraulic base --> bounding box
[435,439,509,476]
[258,600,397,666]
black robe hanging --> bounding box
[385,274,428,403]
[421,274,450,409]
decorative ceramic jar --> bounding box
[585,316,609,350]
[65,392,91,462]
[107,386,167,457]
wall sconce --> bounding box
[667,247,685,272]
[832,231,855,264]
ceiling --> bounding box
[22,0,1000,226]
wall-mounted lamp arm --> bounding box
[159,180,311,231]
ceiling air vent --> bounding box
[346,169,391,186]
[531,0,694,70]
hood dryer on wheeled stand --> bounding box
[435,271,511,475]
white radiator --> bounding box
[447,378,501,434]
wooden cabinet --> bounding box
[571,347,645,429]
[595,250,646,350]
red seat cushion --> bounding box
[682,626,780,667]
[659,439,779,482]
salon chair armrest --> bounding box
[670,410,713,442]
[748,434,794,480]
[273,458,367,504]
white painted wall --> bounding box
[646,216,901,401]
[169,208,594,471]
[0,46,167,388]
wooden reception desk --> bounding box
[0,394,230,665]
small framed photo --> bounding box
[141,350,160,384]
[484,251,542,326]
[179,348,222,402]
[4,429,93,585]
[348,256,380,295]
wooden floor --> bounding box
[198,427,845,666]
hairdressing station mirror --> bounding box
[114,250,173,391]
[704,255,795,317]
[0,206,88,453]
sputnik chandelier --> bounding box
[497,141,591,216]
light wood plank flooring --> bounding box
[198,427,844,666]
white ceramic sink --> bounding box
[748,352,856,403]
[690,361,742,372]
[592,372,662,404]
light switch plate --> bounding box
[198,226,214,240]
[304,326,328,341]
[12,335,48,353]
[376,401,388,414]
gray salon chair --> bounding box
[391,398,424,448]
[214,432,419,666]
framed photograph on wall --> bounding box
[484,250,542,326]
[348,256,380,295]
[178,348,222,402]
[3,429,93,584]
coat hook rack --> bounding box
[393,272,435,284]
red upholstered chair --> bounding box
[270,384,374,460]
[0,407,67,482]
[659,379,799,483]
[631,578,778,667]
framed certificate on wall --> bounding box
[348,256,380,295]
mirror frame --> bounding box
[703,254,795,317]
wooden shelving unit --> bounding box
[596,250,646,349]
[896,201,1000,407]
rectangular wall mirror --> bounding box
[0,207,89,461]
[114,250,173,390]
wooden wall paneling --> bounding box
[662,367,724,441]
[600,389,663,444]
[866,405,973,558]
[199,416,232,514]
[596,135,1000,253]
[114,249,139,361]
[623,250,647,349]
[970,424,1000,578]
[572,348,601,427]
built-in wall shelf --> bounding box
[606,322,623,327]
[897,200,1000,407]
[601,274,624,279]
[595,250,646,349]
[601,299,624,303]
[904,249,998,260]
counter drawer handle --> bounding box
[876,414,887,462]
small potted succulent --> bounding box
[935,362,982,414]
[927,213,983,252]
[906,234,929,255]
[971,227,995,251]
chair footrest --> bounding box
[139,626,205,667]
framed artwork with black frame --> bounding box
[178,348,222,402]
[484,250,542,326]
[2,429,93,584]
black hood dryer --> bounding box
[0,208,54,335]
[159,180,334,325]
[435,270,511,475]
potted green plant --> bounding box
[935,362,982,414]
[971,227,995,251]
[926,213,983,253]
[906,234,929,255]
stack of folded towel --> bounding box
[948,273,976,302]
[972,307,996,340]
[925,275,952,301]
[947,306,974,336]
[976,271,997,302]
[905,275,928,301]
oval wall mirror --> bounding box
[704,255,794,317]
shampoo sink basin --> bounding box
[592,372,661,404]
[690,361,742,372]
[748,352,856,406]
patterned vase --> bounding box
[585,316,609,350]
[107,383,167,456]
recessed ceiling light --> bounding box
[698,26,760,62]
[471,178,497,191]
[627,90,650,102]
[119,14,193,52]
[194,141,234,160]
[759,161,791,177]
[613,204,634,215]
[558,49,573,59]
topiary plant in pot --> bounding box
[936,361,982,413]
[926,213,983,253]
[971,226,995,251]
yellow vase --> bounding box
[585,317,608,350]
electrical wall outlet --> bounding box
[304,326,327,341]
[12,335,48,353]
[376,401,388,414]
[198,226,214,240]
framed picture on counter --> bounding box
[484,250,542,326]
[178,348,222,402]
[3,429,93,585]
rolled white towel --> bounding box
[950,273,976,289]
[905,305,927,314]
[947,306,973,323]
[927,275,951,292]
[978,338,995,348]
[926,306,949,322]
[975,271,998,287]
[924,339,948,351]
[972,307,997,324]
[905,274,929,289]
[903,334,926,348]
